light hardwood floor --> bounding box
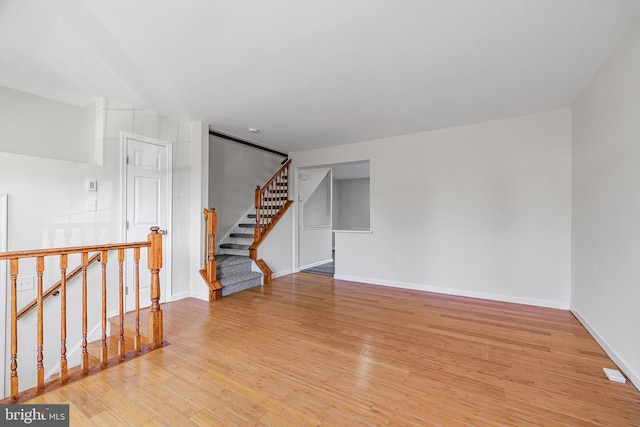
[21,274,640,425]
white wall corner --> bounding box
[272,269,294,279]
[189,122,209,298]
[167,291,191,303]
[190,291,210,302]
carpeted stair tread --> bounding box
[230,233,254,238]
[213,255,262,296]
[216,254,253,267]
[239,223,265,228]
[216,255,256,279]
[247,213,274,219]
[220,272,263,297]
[220,243,250,250]
[220,271,262,287]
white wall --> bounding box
[0,86,95,164]
[0,194,7,396]
[208,135,285,242]
[291,109,572,308]
[336,178,370,230]
[302,173,331,227]
[572,17,640,389]
[257,207,294,278]
[189,123,210,300]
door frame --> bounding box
[295,166,334,272]
[120,132,173,308]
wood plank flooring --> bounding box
[20,274,640,425]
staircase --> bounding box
[46,312,149,386]
[87,312,148,364]
[214,210,266,296]
[199,159,292,300]
[219,211,269,256]
[216,254,263,296]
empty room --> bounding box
[1,0,640,425]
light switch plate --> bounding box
[17,275,34,291]
[86,199,97,211]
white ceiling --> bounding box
[1,0,639,153]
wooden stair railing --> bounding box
[249,159,293,283]
[0,226,164,403]
[199,207,222,301]
[16,252,101,320]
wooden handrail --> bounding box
[3,227,164,402]
[254,159,291,244]
[199,208,222,301]
[260,158,291,192]
[251,159,293,283]
[0,241,151,260]
[16,252,101,320]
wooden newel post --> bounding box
[206,208,217,283]
[206,209,221,301]
[10,259,19,402]
[148,226,163,349]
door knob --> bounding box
[158,229,167,235]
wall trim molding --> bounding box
[273,269,294,279]
[333,274,570,310]
[167,291,191,303]
[189,292,210,302]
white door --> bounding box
[123,134,171,311]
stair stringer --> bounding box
[215,205,256,254]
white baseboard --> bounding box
[571,309,640,392]
[189,291,210,302]
[273,269,293,279]
[333,274,570,310]
[297,258,334,272]
[167,291,190,302]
